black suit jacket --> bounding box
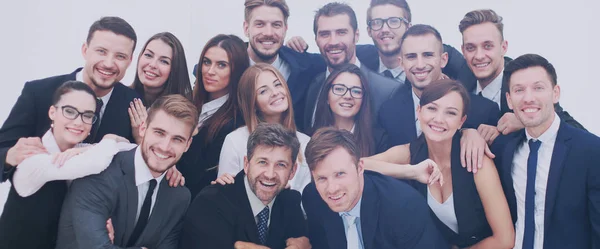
[303,170,448,249]
[379,83,500,146]
[0,68,139,181]
[180,171,307,249]
[56,149,191,249]
[356,44,477,92]
[492,121,600,249]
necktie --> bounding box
[86,98,104,143]
[343,213,360,249]
[127,179,157,246]
[257,207,270,245]
[382,70,394,79]
[522,139,541,249]
[478,91,483,97]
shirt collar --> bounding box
[339,196,362,218]
[42,129,62,154]
[244,176,276,217]
[201,94,228,115]
[76,69,114,104]
[377,57,404,78]
[249,54,281,67]
[411,88,420,113]
[525,113,560,143]
[134,146,166,186]
[326,58,362,79]
[475,72,503,95]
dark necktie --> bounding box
[382,70,394,79]
[127,179,157,247]
[257,206,270,245]
[86,98,104,143]
[522,139,541,249]
[478,91,483,97]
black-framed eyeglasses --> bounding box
[368,17,410,31]
[56,105,97,125]
[330,84,364,99]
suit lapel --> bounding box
[400,85,418,140]
[95,84,122,142]
[233,172,262,244]
[501,131,525,220]
[305,73,326,131]
[120,150,140,244]
[323,212,346,249]
[543,123,570,233]
[360,176,379,249]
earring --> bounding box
[88,133,91,136]
[50,123,54,128]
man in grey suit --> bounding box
[304,2,401,132]
[56,94,197,249]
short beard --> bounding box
[250,43,279,62]
[376,43,401,58]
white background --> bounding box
[0,0,597,212]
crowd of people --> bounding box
[0,0,598,248]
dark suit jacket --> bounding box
[180,171,307,249]
[409,134,493,248]
[302,170,448,249]
[0,68,139,182]
[356,44,477,92]
[56,149,191,249]
[492,121,600,249]
[178,116,244,199]
[379,83,500,146]
[302,65,401,133]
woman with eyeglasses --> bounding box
[312,64,388,156]
[0,81,133,249]
[215,63,311,193]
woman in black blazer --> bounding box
[363,79,515,248]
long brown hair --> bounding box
[131,32,192,105]
[237,63,296,133]
[313,64,374,157]
[193,34,249,143]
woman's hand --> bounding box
[128,98,147,144]
[52,147,90,167]
[412,159,444,186]
[211,173,235,185]
[102,134,130,143]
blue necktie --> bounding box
[523,139,541,249]
[257,207,269,245]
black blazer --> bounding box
[492,121,600,249]
[303,170,448,249]
[356,44,477,92]
[180,171,307,249]
[0,68,139,181]
[178,115,244,198]
[409,134,493,248]
[379,83,500,147]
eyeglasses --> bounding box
[330,84,364,99]
[56,105,97,125]
[368,17,410,31]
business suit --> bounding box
[0,68,139,182]
[409,134,494,248]
[492,121,600,249]
[56,149,191,249]
[356,44,477,92]
[303,170,448,249]
[180,171,306,249]
[303,65,401,133]
[379,83,500,147]
[178,115,244,199]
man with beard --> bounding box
[492,54,600,249]
[458,9,585,144]
[0,17,140,183]
[56,94,196,249]
[180,123,309,249]
[304,2,401,132]
[378,24,500,172]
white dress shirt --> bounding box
[12,130,136,197]
[250,55,291,81]
[218,126,312,193]
[244,177,275,227]
[512,113,560,249]
[198,94,228,128]
[412,89,422,137]
[133,147,166,223]
[76,70,113,121]
[474,72,503,109]
[378,57,406,83]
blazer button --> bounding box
[471,236,478,240]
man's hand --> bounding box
[285,36,308,53]
[497,112,525,135]
[234,241,270,249]
[286,236,311,249]
[6,137,47,166]
[412,159,444,186]
[166,166,185,187]
[477,124,500,145]
[460,128,495,173]
[106,218,114,244]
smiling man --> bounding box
[302,127,446,248]
[180,123,310,249]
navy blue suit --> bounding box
[356,44,477,92]
[492,121,600,249]
[379,83,500,147]
[302,170,448,249]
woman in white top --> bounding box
[217,63,311,193]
